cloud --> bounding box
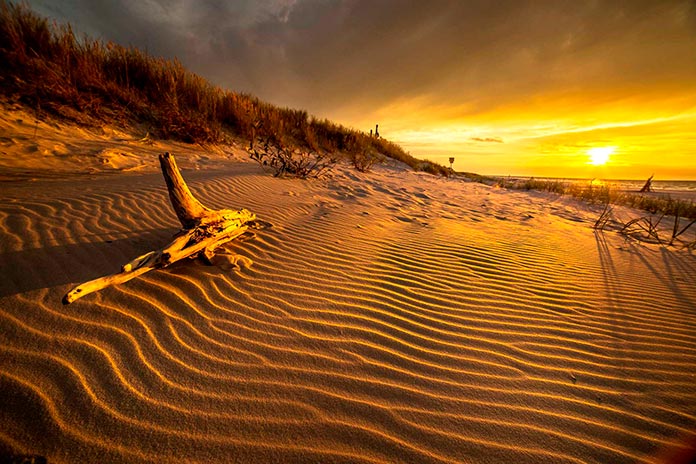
[26,0,304,92]
[471,137,504,143]
[25,0,696,127]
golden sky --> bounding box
[360,87,696,179]
[29,0,696,179]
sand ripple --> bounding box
[1,163,696,463]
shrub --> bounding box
[342,134,381,172]
[248,136,336,179]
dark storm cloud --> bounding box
[26,0,291,92]
[27,0,696,121]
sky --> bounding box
[27,0,696,179]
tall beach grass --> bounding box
[0,1,449,175]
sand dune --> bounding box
[1,122,696,463]
[0,105,247,181]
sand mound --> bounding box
[0,105,247,180]
[1,121,696,463]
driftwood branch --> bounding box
[639,174,654,193]
[63,152,257,304]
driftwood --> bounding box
[63,152,257,304]
[639,174,654,193]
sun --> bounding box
[587,147,614,165]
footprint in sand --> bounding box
[372,185,393,195]
[214,253,254,272]
[95,148,148,171]
[24,144,39,153]
[47,143,69,156]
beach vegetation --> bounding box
[0,1,449,176]
[592,201,613,231]
[249,135,336,179]
[497,177,696,220]
[456,172,497,184]
[499,177,696,247]
[343,134,384,172]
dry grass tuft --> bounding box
[498,177,696,220]
[498,177,696,247]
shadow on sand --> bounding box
[594,231,696,311]
[0,228,177,298]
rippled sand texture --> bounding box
[1,161,696,463]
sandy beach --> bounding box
[2,111,696,463]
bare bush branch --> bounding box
[249,136,336,179]
[593,201,613,230]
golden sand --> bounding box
[1,110,696,463]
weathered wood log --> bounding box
[62,152,257,304]
[639,174,654,193]
[160,152,211,228]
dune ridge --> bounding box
[1,150,696,463]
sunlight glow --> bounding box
[363,103,696,179]
[587,147,614,165]
[590,178,605,186]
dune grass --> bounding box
[497,177,696,219]
[497,177,696,247]
[0,1,449,175]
